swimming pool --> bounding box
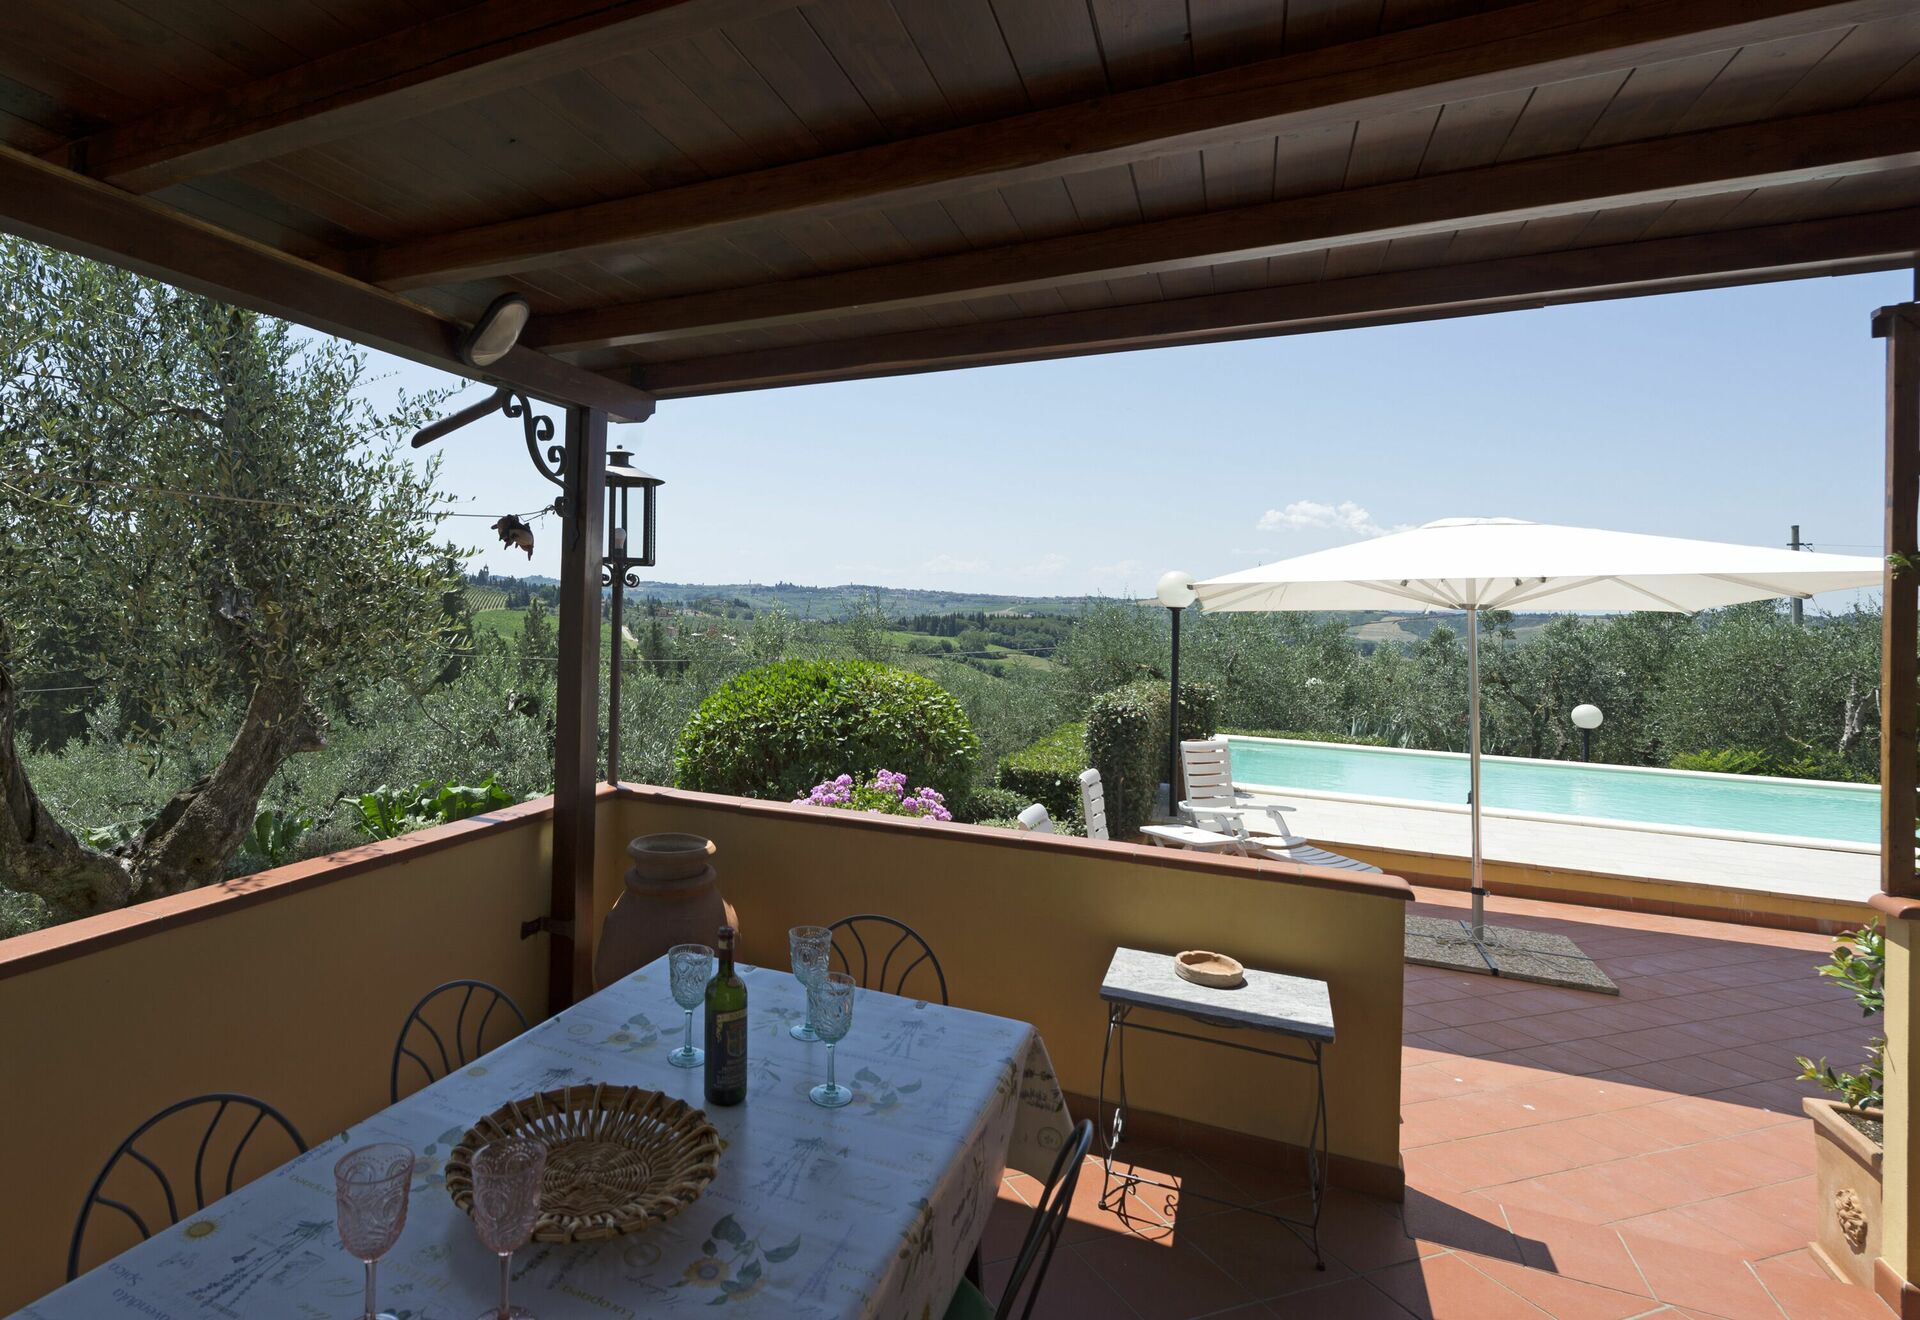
[1223,735,1881,845]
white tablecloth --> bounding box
[25,956,1071,1319]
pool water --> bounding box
[1224,737,1881,845]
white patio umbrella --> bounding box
[1194,517,1882,942]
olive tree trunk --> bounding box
[0,662,133,921]
[129,680,324,899]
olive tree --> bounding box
[0,239,452,923]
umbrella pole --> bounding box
[1468,604,1486,943]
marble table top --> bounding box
[1099,947,1335,1042]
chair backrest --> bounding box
[391,979,529,1102]
[1180,738,1237,810]
[994,1119,1096,1320]
[827,914,949,1004]
[1015,803,1053,833]
[1077,768,1109,842]
[70,1093,306,1280]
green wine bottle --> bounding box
[704,924,748,1106]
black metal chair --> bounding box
[827,914,949,1004]
[69,1093,306,1280]
[947,1119,1096,1320]
[390,979,529,1102]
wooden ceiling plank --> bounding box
[525,96,1920,351]
[59,0,799,191]
[987,0,1107,107]
[0,142,655,418]
[369,0,1914,290]
[1772,13,1920,115]
[628,205,1920,395]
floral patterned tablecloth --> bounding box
[23,957,1071,1320]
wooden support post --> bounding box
[1875,302,1920,1320]
[1880,303,1920,900]
[550,404,607,1012]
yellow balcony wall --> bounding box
[0,799,572,1312]
[0,784,1411,1313]
[609,786,1412,1197]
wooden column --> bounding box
[1875,301,1920,1320]
[1881,303,1920,899]
[550,404,607,1012]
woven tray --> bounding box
[445,1082,721,1242]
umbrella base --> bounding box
[1405,916,1617,995]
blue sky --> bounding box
[359,269,1908,599]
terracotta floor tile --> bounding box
[1620,1232,1783,1318]
[1271,1276,1421,1319]
[1488,1155,1706,1224]
[1401,1187,1523,1263]
[1073,1224,1254,1320]
[980,1183,1039,1264]
[986,1241,1141,1319]
[1464,1252,1662,1320]
[1670,1178,1816,1260]
[1628,1137,1806,1201]
[1753,1247,1825,1279]
[1289,1189,1431,1274]
[1609,1207,1749,1257]
[1751,1255,1885,1320]
[1502,1205,1653,1298]
[1177,1204,1352,1299]
[1368,1251,1549,1320]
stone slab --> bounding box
[1100,946,1335,1041]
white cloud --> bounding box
[1257,500,1404,538]
[1091,558,1141,580]
[921,554,988,575]
[1015,553,1070,579]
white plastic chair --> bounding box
[1079,768,1242,852]
[1015,803,1055,834]
[1179,738,1293,838]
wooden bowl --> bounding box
[446,1082,721,1242]
[1175,950,1246,988]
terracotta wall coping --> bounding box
[1870,891,1920,922]
[612,783,1417,904]
[0,790,576,981]
[0,781,1413,982]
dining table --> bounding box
[25,953,1072,1320]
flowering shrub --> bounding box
[796,770,952,822]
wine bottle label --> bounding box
[707,1007,748,1096]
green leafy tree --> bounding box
[0,238,452,923]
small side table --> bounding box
[1096,947,1334,1267]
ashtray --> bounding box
[1175,950,1245,988]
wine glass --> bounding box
[788,925,832,1041]
[334,1143,415,1320]
[469,1138,547,1320]
[668,943,713,1068]
[807,972,856,1109]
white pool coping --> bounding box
[1224,734,1880,854]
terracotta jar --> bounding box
[593,833,736,989]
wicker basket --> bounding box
[445,1082,721,1242]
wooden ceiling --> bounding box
[3,0,1919,414]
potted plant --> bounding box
[1797,921,1885,1287]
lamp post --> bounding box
[603,449,662,786]
[1571,703,1603,762]
[1156,570,1197,815]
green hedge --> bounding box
[674,659,979,802]
[1222,728,1392,748]
[953,784,1028,825]
[1670,747,1871,782]
[996,722,1088,825]
[1086,680,1220,839]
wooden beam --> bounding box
[367,0,1909,289]
[530,99,1920,352]
[1879,302,1920,899]
[632,207,1920,397]
[0,144,654,420]
[549,403,607,1010]
[57,0,793,193]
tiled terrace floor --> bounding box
[982,886,1886,1319]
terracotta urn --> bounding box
[593,833,736,989]
[1803,1097,1883,1288]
